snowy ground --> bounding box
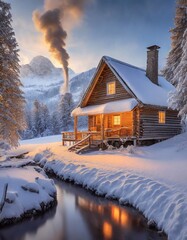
[0,157,56,225]
[3,133,187,240]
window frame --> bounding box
[107,81,116,95]
[113,115,121,126]
[158,111,166,124]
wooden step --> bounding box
[68,134,91,153]
[76,144,90,154]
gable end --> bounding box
[85,65,133,106]
[81,59,136,107]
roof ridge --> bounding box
[103,56,146,72]
[103,56,164,77]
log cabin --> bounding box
[63,45,181,153]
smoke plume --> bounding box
[33,0,89,94]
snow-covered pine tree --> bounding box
[51,111,60,135]
[40,103,51,136]
[21,108,34,139]
[163,0,187,84]
[32,100,43,137]
[31,100,54,137]
[58,93,74,131]
[168,28,187,120]
[0,0,25,146]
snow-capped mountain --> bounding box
[21,55,75,87]
[20,56,95,109]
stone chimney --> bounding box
[146,45,160,85]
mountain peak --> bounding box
[20,55,76,87]
[29,56,55,76]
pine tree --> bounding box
[51,111,60,135]
[163,0,187,120]
[163,0,187,84]
[58,93,74,131]
[32,100,43,137]
[168,28,187,120]
[31,100,54,137]
[21,108,34,139]
[40,103,51,136]
[0,1,25,146]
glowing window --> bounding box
[158,111,166,124]
[107,81,116,95]
[113,115,121,125]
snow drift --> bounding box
[34,156,187,240]
[0,158,56,225]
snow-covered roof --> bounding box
[104,56,174,107]
[72,98,138,116]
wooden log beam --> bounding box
[74,116,78,141]
[101,114,105,149]
[62,133,65,146]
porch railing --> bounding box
[62,127,131,146]
[62,131,102,146]
[105,127,131,138]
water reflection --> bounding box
[103,221,112,239]
[0,179,166,240]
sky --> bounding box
[7,0,176,73]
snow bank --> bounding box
[34,157,187,240]
[72,98,138,116]
[0,159,56,225]
[8,132,187,240]
[0,158,34,168]
[0,141,10,159]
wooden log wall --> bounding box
[88,107,181,141]
[137,107,181,140]
[133,108,139,137]
[86,65,132,106]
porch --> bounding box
[62,112,137,150]
[62,126,134,145]
[62,99,138,152]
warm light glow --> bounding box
[96,115,101,125]
[103,221,112,239]
[158,111,166,124]
[120,211,128,226]
[113,115,121,125]
[78,197,90,209]
[112,206,120,222]
[107,81,116,95]
[78,197,102,212]
[98,205,103,214]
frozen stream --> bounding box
[0,178,166,240]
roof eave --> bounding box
[139,103,170,110]
[79,58,106,108]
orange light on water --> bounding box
[78,197,89,209]
[103,221,112,239]
[111,206,120,223]
[98,205,103,214]
[120,211,128,226]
